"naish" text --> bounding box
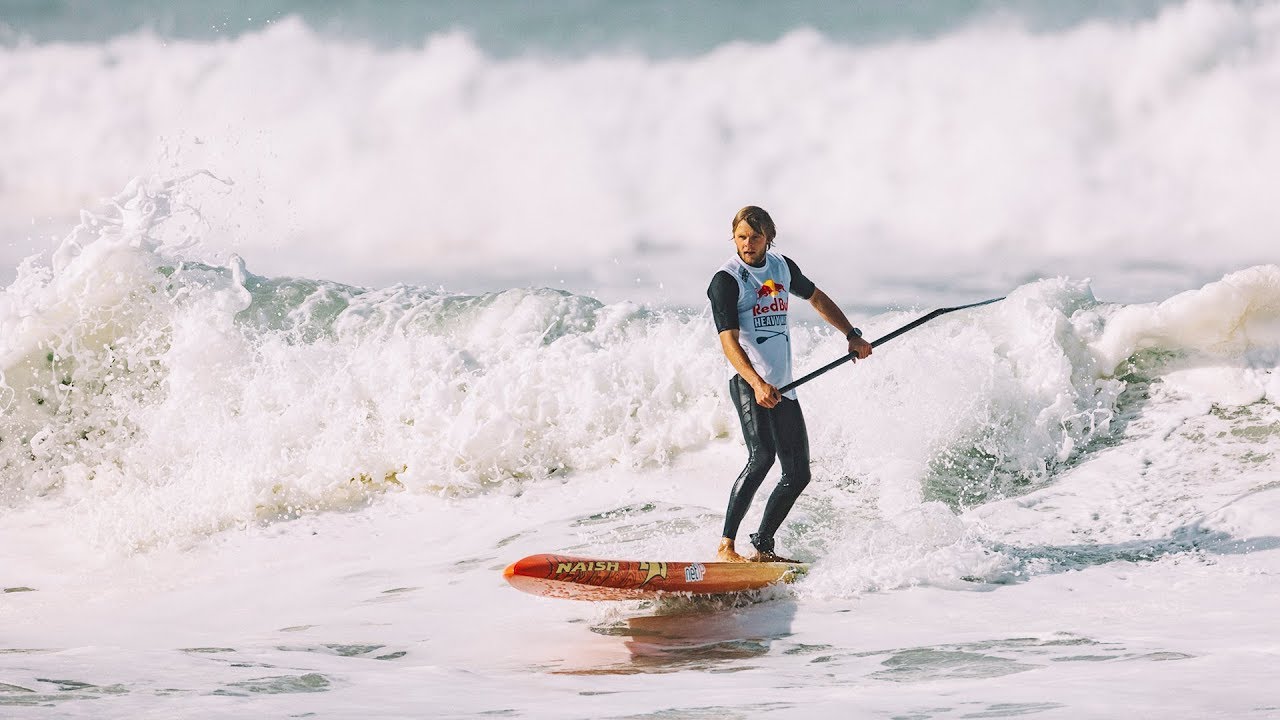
[555,561,620,574]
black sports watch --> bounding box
[846,327,863,340]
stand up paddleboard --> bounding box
[503,554,808,601]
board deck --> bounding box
[503,553,808,600]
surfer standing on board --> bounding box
[708,206,873,562]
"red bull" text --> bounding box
[753,296,788,316]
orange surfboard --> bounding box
[503,554,808,600]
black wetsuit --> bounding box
[708,255,816,556]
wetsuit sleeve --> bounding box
[783,256,816,300]
[707,271,740,333]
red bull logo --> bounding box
[756,279,785,298]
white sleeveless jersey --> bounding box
[718,251,798,399]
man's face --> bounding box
[733,220,769,266]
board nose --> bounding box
[504,554,556,580]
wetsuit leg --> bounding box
[722,375,777,540]
[751,395,811,554]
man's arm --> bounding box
[808,288,873,360]
[718,330,782,408]
[783,255,872,362]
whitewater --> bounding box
[3,2,1280,718]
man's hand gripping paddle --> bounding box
[778,297,1005,395]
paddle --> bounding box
[778,297,1005,394]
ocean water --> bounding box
[1,2,1279,718]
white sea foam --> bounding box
[2,1,1278,303]
[4,177,1278,570]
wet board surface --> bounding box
[503,554,808,601]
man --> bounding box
[708,206,872,562]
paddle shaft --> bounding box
[777,297,1004,394]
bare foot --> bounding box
[716,537,750,563]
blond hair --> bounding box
[732,206,776,248]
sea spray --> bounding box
[4,178,1279,562]
[3,3,1279,297]
[788,268,1280,595]
[1,178,739,549]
